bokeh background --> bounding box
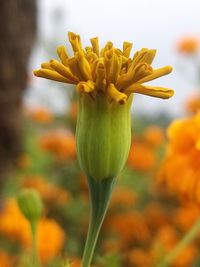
[1,0,200,267]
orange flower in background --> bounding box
[143,126,165,147]
[152,225,197,267]
[16,153,32,169]
[158,113,200,204]
[0,250,14,267]
[126,248,153,267]
[110,187,137,209]
[0,199,31,247]
[40,130,76,161]
[185,94,200,114]
[24,106,53,124]
[38,219,65,263]
[173,204,199,232]
[105,211,150,248]
[23,176,72,205]
[128,142,156,171]
[0,199,65,263]
[70,101,78,121]
[177,36,199,54]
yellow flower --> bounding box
[34,32,173,103]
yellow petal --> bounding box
[67,57,84,80]
[50,59,79,83]
[76,52,92,80]
[57,45,69,66]
[136,66,173,84]
[41,62,53,70]
[132,63,153,83]
[95,60,106,91]
[33,69,73,84]
[123,41,133,58]
[116,69,136,89]
[125,83,174,99]
[107,83,127,104]
[100,41,113,56]
[90,37,99,56]
[132,49,156,67]
[104,49,113,83]
[68,32,82,53]
[76,80,96,93]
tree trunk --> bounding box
[0,0,37,185]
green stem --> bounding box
[157,217,200,267]
[81,176,115,267]
[31,220,40,267]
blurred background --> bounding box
[1,0,200,266]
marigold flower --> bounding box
[157,113,200,204]
[185,93,200,114]
[0,199,65,263]
[34,32,173,267]
[38,219,65,263]
[23,175,72,205]
[143,126,165,147]
[25,106,53,124]
[128,142,156,171]
[0,251,14,267]
[177,36,199,54]
[34,32,173,103]
[39,130,76,161]
[126,248,153,267]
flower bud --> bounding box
[76,93,132,180]
[17,189,43,223]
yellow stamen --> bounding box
[123,42,133,58]
[107,83,127,104]
[76,80,96,93]
[68,32,82,53]
[50,59,79,83]
[57,45,69,66]
[90,37,99,56]
[76,52,92,80]
[137,66,173,83]
[125,83,174,99]
[33,69,73,83]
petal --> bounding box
[33,69,73,84]
[126,83,174,99]
[68,32,82,53]
[76,52,93,81]
[90,37,99,56]
[107,83,127,104]
[137,66,173,83]
[57,45,69,66]
[50,59,79,83]
[76,81,96,93]
[123,41,133,57]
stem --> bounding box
[31,220,40,267]
[81,176,115,267]
[157,217,200,267]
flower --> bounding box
[34,32,173,102]
[39,130,76,161]
[143,126,165,147]
[128,141,156,171]
[157,113,200,204]
[185,93,200,114]
[0,250,14,267]
[177,36,199,54]
[0,199,65,263]
[34,32,173,181]
[25,106,53,124]
[23,175,72,205]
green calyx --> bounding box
[76,92,132,181]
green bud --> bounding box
[17,189,43,223]
[76,92,132,181]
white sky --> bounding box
[29,0,200,116]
